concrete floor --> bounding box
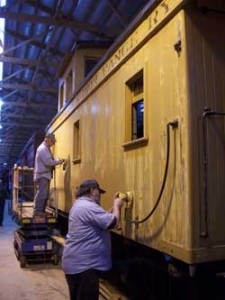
[0,200,70,300]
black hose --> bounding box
[129,120,178,225]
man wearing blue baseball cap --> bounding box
[62,179,125,300]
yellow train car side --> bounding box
[47,0,225,265]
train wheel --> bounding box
[13,240,20,261]
[20,256,26,268]
[52,254,59,265]
[189,264,197,277]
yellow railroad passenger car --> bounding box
[47,0,225,267]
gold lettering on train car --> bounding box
[161,1,169,13]
[128,36,134,50]
[114,47,124,62]
[110,58,115,69]
[82,73,99,96]
[79,0,182,104]
[123,30,139,55]
[102,62,110,77]
[102,30,139,73]
[94,74,99,85]
[148,17,152,30]
[148,0,170,30]
[130,31,139,50]
[153,10,159,24]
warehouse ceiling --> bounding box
[0,0,154,178]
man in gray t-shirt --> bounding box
[33,133,64,217]
[62,179,124,300]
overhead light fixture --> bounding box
[0,1,6,7]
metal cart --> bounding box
[12,165,60,268]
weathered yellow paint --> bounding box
[47,0,225,264]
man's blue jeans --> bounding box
[34,177,50,213]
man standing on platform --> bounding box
[33,133,64,217]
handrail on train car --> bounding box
[129,119,179,225]
[201,108,225,238]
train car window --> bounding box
[73,120,81,164]
[132,99,144,140]
[59,82,65,110]
[123,70,148,151]
[84,57,100,77]
[66,70,73,101]
[128,71,144,141]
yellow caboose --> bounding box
[47,0,225,267]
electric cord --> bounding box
[129,120,178,225]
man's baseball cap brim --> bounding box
[80,179,106,193]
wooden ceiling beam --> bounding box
[0,55,59,67]
[0,83,57,93]
[2,28,51,56]
[0,120,45,128]
[6,28,64,56]
[2,100,56,109]
[0,9,100,33]
[0,143,26,147]
[106,0,127,27]
[1,111,54,120]
[1,67,30,82]
[1,134,33,141]
[0,153,22,158]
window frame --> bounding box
[123,69,148,151]
[72,119,81,164]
